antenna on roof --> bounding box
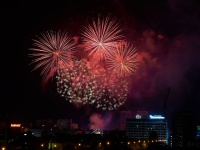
[163,87,170,118]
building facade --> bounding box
[197,125,200,139]
[126,115,168,144]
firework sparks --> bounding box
[95,73,129,110]
[56,59,101,106]
[106,42,139,77]
[56,60,129,110]
[81,15,124,61]
[29,30,77,81]
[28,14,140,111]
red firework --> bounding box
[29,30,77,81]
[106,42,139,77]
[81,15,124,61]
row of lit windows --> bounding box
[126,124,167,127]
[126,124,167,126]
[126,129,167,132]
[126,133,167,136]
[126,128,167,131]
[126,121,167,123]
[127,132,167,135]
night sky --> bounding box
[1,0,200,130]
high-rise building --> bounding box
[197,125,200,139]
[120,111,132,130]
[172,110,196,148]
[126,115,168,144]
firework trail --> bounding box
[106,42,139,77]
[81,15,124,61]
[29,30,77,82]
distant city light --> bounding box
[92,128,103,134]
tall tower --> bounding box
[120,111,132,130]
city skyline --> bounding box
[1,0,200,129]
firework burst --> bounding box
[81,15,124,61]
[29,30,77,81]
[56,59,102,106]
[28,14,141,111]
[106,42,139,77]
[95,73,129,110]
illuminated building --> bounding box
[10,123,23,134]
[126,115,168,144]
[120,111,133,130]
[92,128,103,135]
[197,126,200,139]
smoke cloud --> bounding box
[117,0,200,120]
[89,113,112,130]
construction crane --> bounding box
[163,88,170,118]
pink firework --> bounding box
[29,30,77,81]
[106,42,139,77]
[81,15,124,61]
